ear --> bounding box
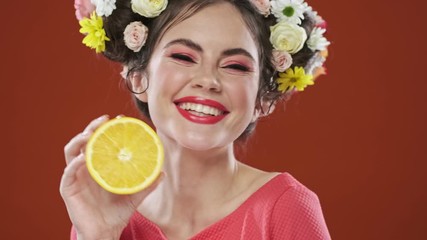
[128,69,149,103]
[251,98,276,123]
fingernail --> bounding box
[81,131,91,136]
[98,114,109,120]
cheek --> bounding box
[149,61,193,91]
[145,65,178,124]
[226,79,259,111]
[239,78,259,101]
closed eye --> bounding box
[171,53,196,63]
[224,64,250,72]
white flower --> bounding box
[90,0,116,17]
[272,50,293,72]
[303,3,319,21]
[131,0,168,18]
[302,3,327,28]
[271,0,306,25]
[250,0,271,16]
[123,21,149,52]
[307,27,330,51]
[305,51,326,75]
[270,21,307,54]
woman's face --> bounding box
[138,2,260,151]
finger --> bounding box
[64,132,91,164]
[129,172,165,205]
[145,172,165,194]
[59,154,86,197]
[64,115,109,164]
[82,115,110,135]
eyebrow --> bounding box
[164,38,203,52]
[221,48,255,61]
[164,38,255,61]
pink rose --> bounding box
[272,50,293,72]
[250,0,271,16]
[316,20,328,29]
[123,21,149,52]
[74,0,96,21]
[315,16,328,29]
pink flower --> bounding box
[74,0,96,21]
[123,21,148,52]
[250,0,270,16]
[272,50,293,72]
[315,16,328,29]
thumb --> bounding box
[129,172,165,206]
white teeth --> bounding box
[202,106,210,114]
[196,104,203,113]
[179,102,223,116]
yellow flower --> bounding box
[276,66,314,92]
[79,12,110,53]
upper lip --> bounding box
[173,96,229,112]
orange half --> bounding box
[86,117,164,194]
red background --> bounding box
[2,0,427,239]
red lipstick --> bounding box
[174,96,229,124]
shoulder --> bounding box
[273,172,320,204]
[241,170,317,204]
[269,173,331,239]
[269,173,322,221]
[225,171,331,239]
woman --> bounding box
[61,0,331,239]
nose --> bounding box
[191,68,222,93]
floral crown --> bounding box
[75,0,330,94]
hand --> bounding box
[60,115,163,240]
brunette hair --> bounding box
[101,0,318,139]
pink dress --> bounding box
[71,172,331,239]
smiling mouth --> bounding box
[178,102,225,117]
[173,97,229,124]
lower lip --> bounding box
[175,105,227,124]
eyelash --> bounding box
[224,64,250,72]
[170,53,250,72]
[171,53,195,63]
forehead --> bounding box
[157,2,259,59]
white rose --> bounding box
[131,0,168,18]
[272,50,293,72]
[124,21,149,52]
[270,21,307,54]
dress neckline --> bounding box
[133,172,291,239]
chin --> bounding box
[177,131,232,152]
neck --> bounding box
[141,132,241,224]
[167,146,237,194]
